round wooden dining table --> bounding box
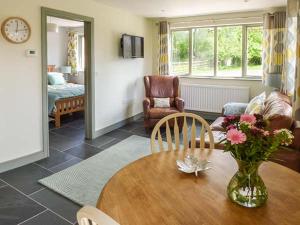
[97,149,300,225]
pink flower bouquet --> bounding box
[221,114,294,161]
[221,114,294,208]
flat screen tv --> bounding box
[121,34,144,58]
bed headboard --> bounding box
[48,65,56,72]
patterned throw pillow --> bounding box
[245,92,266,115]
[154,98,170,108]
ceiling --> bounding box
[47,17,84,27]
[94,0,286,18]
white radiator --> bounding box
[181,84,250,113]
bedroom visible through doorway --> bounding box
[47,17,85,131]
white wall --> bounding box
[0,0,153,165]
[47,27,68,68]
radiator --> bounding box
[181,84,250,113]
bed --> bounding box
[48,65,85,128]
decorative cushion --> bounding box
[245,92,266,115]
[223,102,248,116]
[153,98,170,108]
[48,72,66,85]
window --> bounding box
[217,26,242,77]
[171,30,189,75]
[246,26,263,76]
[170,24,263,78]
[77,35,85,71]
[192,28,214,76]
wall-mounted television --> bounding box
[121,34,144,58]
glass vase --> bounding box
[227,159,268,208]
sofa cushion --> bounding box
[245,92,266,115]
[210,117,226,131]
[223,102,248,116]
[265,91,292,105]
[149,107,179,119]
[263,92,293,130]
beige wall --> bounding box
[0,0,153,164]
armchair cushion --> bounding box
[149,107,180,119]
[223,102,248,116]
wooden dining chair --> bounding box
[77,206,120,225]
[150,112,214,153]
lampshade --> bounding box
[60,66,71,74]
[47,23,58,33]
[264,73,281,89]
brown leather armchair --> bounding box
[143,75,184,128]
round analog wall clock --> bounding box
[1,17,31,44]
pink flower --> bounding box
[240,114,256,125]
[226,129,247,145]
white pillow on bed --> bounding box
[48,72,66,85]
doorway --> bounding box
[41,7,95,158]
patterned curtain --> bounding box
[284,0,300,120]
[262,12,286,85]
[158,21,169,75]
[67,31,78,75]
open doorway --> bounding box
[47,17,85,130]
[41,8,95,159]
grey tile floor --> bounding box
[0,114,150,225]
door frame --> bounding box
[41,7,95,158]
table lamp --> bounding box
[60,66,72,81]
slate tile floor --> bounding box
[0,114,150,225]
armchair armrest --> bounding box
[291,121,300,150]
[143,98,151,119]
[175,97,185,112]
[222,102,248,116]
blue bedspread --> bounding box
[48,83,84,114]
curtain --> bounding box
[67,31,78,75]
[158,21,169,75]
[284,0,300,120]
[262,12,286,85]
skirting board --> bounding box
[0,151,46,173]
[94,112,143,138]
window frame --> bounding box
[170,23,263,79]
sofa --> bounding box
[195,91,300,172]
[143,75,184,129]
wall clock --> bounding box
[1,17,31,44]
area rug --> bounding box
[39,135,152,206]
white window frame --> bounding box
[170,23,263,79]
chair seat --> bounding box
[149,107,180,119]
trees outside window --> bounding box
[170,24,263,78]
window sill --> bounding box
[177,75,262,81]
